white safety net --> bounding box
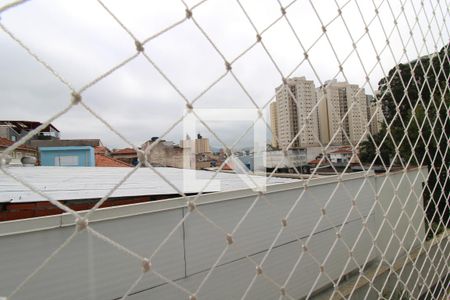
[0,0,448,299]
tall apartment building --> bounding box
[274,77,319,149]
[269,101,278,148]
[366,95,384,136]
[317,80,368,146]
[180,134,211,154]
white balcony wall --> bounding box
[0,168,428,300]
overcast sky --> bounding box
[0,0,446,149]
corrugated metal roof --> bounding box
[0,167,298,203]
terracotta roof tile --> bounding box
[112,148,136,155]
[95,146,110,155]
[223,163,234,170]
[329,149,353,154]
[308,159,322,165]
[0,137,36,152]
[95,154,132,167]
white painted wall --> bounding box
[372,169,428,262]
[0,169,429,300]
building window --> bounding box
[55,155,79,166]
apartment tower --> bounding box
[269,101,279,148]
[274,77,320,149]
[317,80,368,146]
[180,134,211,154]
[366,95,384,136]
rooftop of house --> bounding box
[112,148,137,155]
[30,139,101,148]
[308,159,323,165]
[94,146,110,155]
[329,149,353,154]
[38,146,94,152]
[0,120,59,132]
[0,137,37,152]
[95,154,132,167]
[0,167,298,203]
[329,146,354,154]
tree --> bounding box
[360,43,449,235]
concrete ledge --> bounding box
[0,170,378,236]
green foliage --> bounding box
[359,127,392,166]
[426,221,446,241]
[360,43,450,231]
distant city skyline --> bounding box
[0,1,440,149]
[270,78,379,149]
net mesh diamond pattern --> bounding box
[0,0,448,299]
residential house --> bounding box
[95,146,130,167]
[39,146,95,166]
[0,120,59,144]
[0,137,38,164]
[328,146,360,166]
[31,138,101,148]
[142,138,190,169]
[111,148,138,166]
[180,134,211,154]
